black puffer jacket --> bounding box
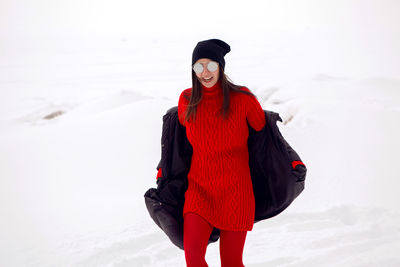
[144,106,307,250]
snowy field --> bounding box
[1,1,400,266]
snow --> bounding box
[1,0,400,266]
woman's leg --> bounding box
[183,213,213,267]
[219,229,247,267]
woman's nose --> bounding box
[201,67,211,76]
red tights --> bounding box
[184,213,247,267]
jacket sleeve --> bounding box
[273,117,307,181]
[156,106,193,184]
[242,87,266,131]
[156,168,162,180]
[284,143,307,182]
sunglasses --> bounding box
[192,61,219,74]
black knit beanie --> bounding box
[192,39,231,70]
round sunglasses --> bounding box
[192,61,219,74]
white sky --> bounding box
[1,0,399,36]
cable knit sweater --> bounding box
[177,81,266,231]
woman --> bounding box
[177,39,266,267]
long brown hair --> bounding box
[183,68,255,123]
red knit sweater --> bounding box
[177,81,266,231]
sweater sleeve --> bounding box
[178,88,191,126]
[242,87,266,131]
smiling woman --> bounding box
[145,38,308,267]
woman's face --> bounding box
[193,58,220,88]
